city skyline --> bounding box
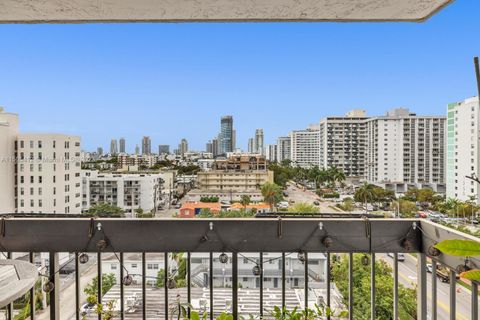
[0,1,479,152]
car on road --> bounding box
[81,302,96,316]
[174,204,182,209]
[387,253,405,262]
[313,201,320,206]
[426,263,433,273]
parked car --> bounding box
[313,201,320,206]
[175,203,182,209]
[426,263,433,273]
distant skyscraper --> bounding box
[212,138,219,157]
[142,136,151,155]
[97,147,104,156]
[158,145,170,154]
[119,137,126,153]
[232,129,237,151]
[179,138,188,155]
[254,129,264,155]
[110,139,118,155]
[248,138,254,153]
[135,144,140,155]
[206,141,213,153]
[219,116,234,155]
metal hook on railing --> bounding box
[1,217,5,237]
[277,216,283,239]
[88,217,95,238]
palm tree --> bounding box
[240,195,251,209]
[355,182,376,215]
[327,167,346,188]
[261,182,283,212]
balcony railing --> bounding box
[0,217,478,320]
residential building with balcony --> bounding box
[265,144,277,162]
[366,108,446,193]
[276,136,291,163]
[319,110,368,178]
[196,170,273,192]
[16,134,82,214]
[214,154,268,171]
[446,96,480,202]
[82,171,163,214]
[290,125,320,168]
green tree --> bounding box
[239,195,251,209]
[84,203,125,217]
[84,273,117,297]
[354,183,376,214]
[397,199,417,218]
[261,182,283,211]
[332,254,416,320]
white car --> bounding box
[387,253,405,262]
[426,264,433,273]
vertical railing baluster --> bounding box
[232,253,238,319]
[142,252,146,320]
[326,253,331,320]
[260,252,264,318]
[165,253,169,319]
[187,252,191,318]
[50,252,60,320]
[304,252,309,312]
[209,252,213,320]
[7,252,13,320]
[472,281,478,320]
[417,253,427,320]
[348,253,353,320]
[75,253,79,320]
[29,252,35,320]
[120,252,124,320]
[449,269,456,320]
[282,252,286,313]
[431,260,437,320]
[393,253,398,320]
[371,253,375,320]
[97,252,102,320]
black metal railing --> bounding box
[0,218,479,320]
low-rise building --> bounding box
[190,252,327,289]
[82,171,163,214]
[102,253,165,286]
[197,170,274,192]
[178,201,222,218]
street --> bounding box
[379,253,473,320]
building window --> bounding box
[131,264,138,268]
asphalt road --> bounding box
[379,253,473,320]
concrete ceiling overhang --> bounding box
[0,0,455,23]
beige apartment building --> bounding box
[197,170,274,192]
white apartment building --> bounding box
[276,136,291,163]
[366,108,446,193]
[103,253,165,286]
[190,252,327,289]
[82,171,163,214]
[319,110,367,178]
[265,144,277,162]
[290,125,320,168]
[0,109,19,213]
[16,134,82,214]
[446,97,480,202]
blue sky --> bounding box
[0,0,479,152]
